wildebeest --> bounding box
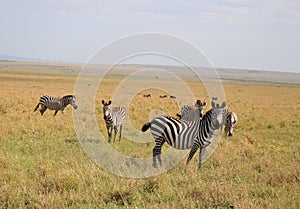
[143,94,151,98]
[159,95,168,98]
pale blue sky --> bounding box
[0,0,299,73]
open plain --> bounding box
[0,61,299,208]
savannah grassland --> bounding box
[0,61,299,209]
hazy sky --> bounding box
[1,0,299,73]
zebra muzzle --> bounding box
[214,121,220,129]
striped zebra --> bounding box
[34,95,78,116]
[102,100,125,142]
[224,109,238,136]
[176,99,206,121]
[142,101,226,169]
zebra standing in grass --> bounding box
[211,97,238,137]
[34,95,78,116]
[102,100,125,142]
[176,99,206,121]
[142,101,227,169]
[224,109,238,136]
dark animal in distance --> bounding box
[159,95,168,98]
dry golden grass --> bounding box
[0,61,299,208]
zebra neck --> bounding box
[199,111,218,135]
[62,99,70,107]
[104,114,113,122]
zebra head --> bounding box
[102,100,112,119]
[210,101,227,129]
[63,95,78,109]
[195,99,206,118]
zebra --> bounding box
[141,100,227,169]
[176,99,206,121]
[102,100,125,142]
[224,109,238,136]
[34,95,78,116]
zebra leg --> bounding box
[153,139,164,168]
[54,110,59,116]
[186,143,200,165]
[228,126,233,136]
[107,126,112,142]
[119,125,123,141]
[198,147,206,170]
[113,126,118,142]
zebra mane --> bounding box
[62,95,75,99]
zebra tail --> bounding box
[141,122,151,132]
[34,103,40,112]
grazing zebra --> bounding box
[142,101,226,169]
[102,100,125,142]
[176,99,206,121]
[224,109,238,136]
[34,95,78,116]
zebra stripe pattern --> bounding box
[102,100,125,142]
[224,109,238,136]
[34,95,78,116]
[142,101,227,169]
[177,99,206,121]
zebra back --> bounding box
[39,95,62,110]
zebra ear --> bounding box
[220,101,227,108]
[102,100,105,105]
[211,101,216,108]
[108,100,112,105]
